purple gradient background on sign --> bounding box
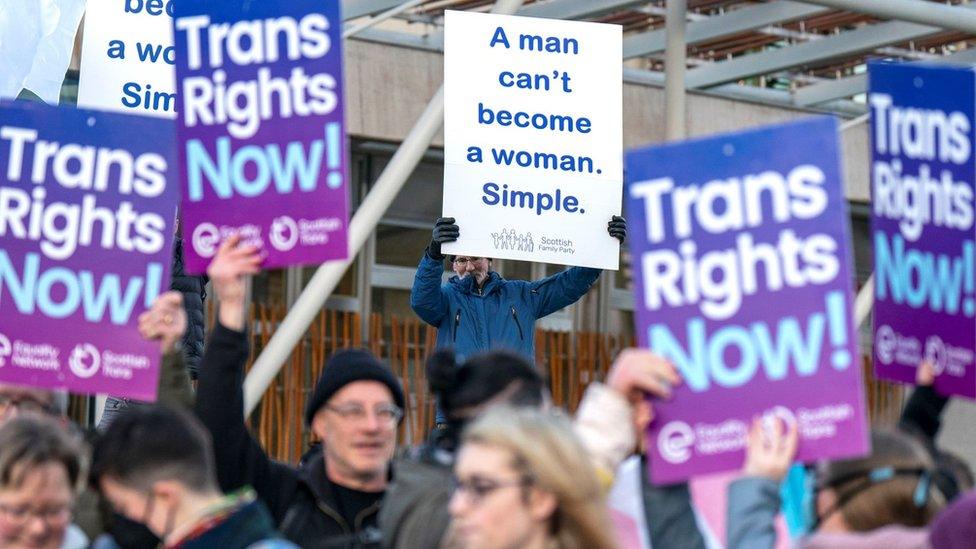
[625,117,869,484]
[869,62,976,399]
[174,0,349,273]
[0,101,177,401]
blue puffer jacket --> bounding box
[410,252,601,360]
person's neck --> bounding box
[520,527,551,549]
[325,458,387,492]
[164,489,227,545]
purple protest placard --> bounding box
[870,62,976,398]
[625,117,870,484]
[174,0,349,273]
[0,101,178,401]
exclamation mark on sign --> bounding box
[964,241,975,317]
[325,122,342,189]
[826,291,851,369]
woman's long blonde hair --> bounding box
[462,406,617,549]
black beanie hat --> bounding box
[304,349,406,425]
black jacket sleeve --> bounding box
[194,322,301,522]
[899,385,950,443]
[169,237,207,379]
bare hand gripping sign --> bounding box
[442,11,623,269]
[0,102,178,400]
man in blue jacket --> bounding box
[410,215,626,362]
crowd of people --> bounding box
[1,219,975,549]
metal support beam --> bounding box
[342,0,406,21]
[517,0,646,20]
[795,47,976,106]
[625,1,829,59]
[665,0,687,140]
[800,0,976,35]
[243,0,527,416]
[686,17,944,89]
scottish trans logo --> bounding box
[69,343,101,379]
[270,215,299,251]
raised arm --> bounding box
[410,217,457,326]
[529,215,625,318]
[193,235,301,523]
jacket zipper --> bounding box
[511,306,524,341]
[453,309,461,342]
[316,500,351,534]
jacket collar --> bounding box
[450,271,504,296]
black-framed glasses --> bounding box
[451,474,533,506]
[452,257,486,265]
[0,395,55,417]
[323,403,403,426]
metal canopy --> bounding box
[345,0,976,115]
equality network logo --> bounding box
[0,333,11,368]
[658,421,695,464]
[270,215,299,251]
[69,344,101,379]
[192,223,222,258]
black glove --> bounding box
[608,215,626,244]
[428,217,459,260]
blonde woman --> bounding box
[448,406,617,549]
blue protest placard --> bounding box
[869,62,976,398]
[173,0,349,273]
[626,117,869,484]
[0,101,178,400]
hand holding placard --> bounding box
[207,234,261,331]
[138,292,187,354]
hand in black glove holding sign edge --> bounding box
[427,217,459,260]
[608,215,627,244]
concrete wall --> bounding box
[344,38,871,202]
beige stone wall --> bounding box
[344,38,871,202]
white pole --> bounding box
[343,0,427,39]
[855,274,874,329]
[243,0,526,415]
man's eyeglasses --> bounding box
[0,502,71,527]
[451,475,533,506]
[323,403,403,426]
[452,257,486,266]
[0,395,55,417]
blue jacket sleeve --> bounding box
[529,266,601,319]
[410,252,450,326]
[726,477,781,549]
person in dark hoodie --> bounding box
[195,235,404,548]
[92,405,296,549]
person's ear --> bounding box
[151,479,184,507]
[527,487,557,523]
[311,408,329,439]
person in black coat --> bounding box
[194,235,404,548]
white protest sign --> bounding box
[77,0,175,118]
[442,11,622,270]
